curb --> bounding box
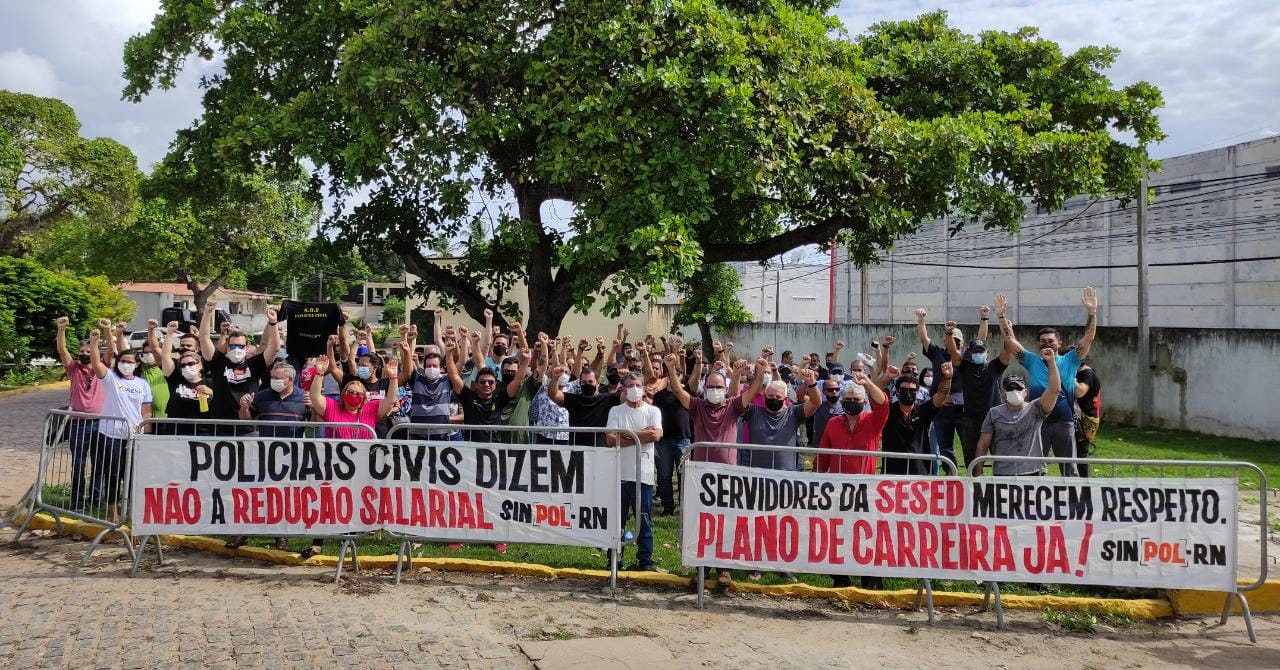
[0,380,69,399]
[22,511,1265,619]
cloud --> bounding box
[832,0,1280,158]
[0,49,61,98]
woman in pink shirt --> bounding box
[300,355,398,559]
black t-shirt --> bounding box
[206,351,267,420]
[652,389,691,441]
[279,300,342,360]
[923,343,963,397]
[457,386,510,442]
[1076,367,1101,419]
[563,391,621,446]
[958,357,999,420]
[881,400,941,476]
[163,368,212,434]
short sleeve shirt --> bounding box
[981,402,1051,476]
[250,386,308,437]
[97,370,153,439]
[317,396,379,440]
[1017,349,1081,423]
[688,396,750,464]
[206,352,267,419]
[815,399,890,475]
[606,403,662,484]
[563,392,622,446]
[457,386,511,442]
[740,405,804,471]
[66,362,104,413]
[923,343,963,405]
[407,369,453,426]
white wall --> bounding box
[736,263,830,323]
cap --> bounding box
[950,328,964,342]
[828,364,845,375]
[1002,375,1027,391]
[968,339,987,352]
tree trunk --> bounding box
[178,268,228,321]
[697,319,714,363]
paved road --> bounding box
[0,388,63,507]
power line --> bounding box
[883,255,1280,271]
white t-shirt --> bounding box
[98,369,153,439]
[605,402,662,485]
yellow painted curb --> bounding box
[11,512,1179,618]
[1169,580,1280,615]
[0,380,69,399]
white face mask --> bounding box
[422,366,442,382]
[117,363,136,377]
[705,388,726,405]
[140,353,156,366]
[625,386,645,403]
[831,374,844,384]
[761,373,773,385]
[270,378,288,392]
[557,373,571,388]
[226,348,246,364]
[181,366,201,382]
[1006,389,1027,408]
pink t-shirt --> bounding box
[65,362,104,413]
[688,396,749,464]
[317,396,379,440]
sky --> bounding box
[2,0,1276,172]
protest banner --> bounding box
[681,461,1237,591]
[129,435,621,548]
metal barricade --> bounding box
[678,442,958,620]
[968,454,1268,643]
[12,410,137,566]
[384,422,643,591]
[129,417,377,578]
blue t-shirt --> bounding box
[1017,349,1081,423]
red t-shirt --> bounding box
[815,399,890,474]
[317,396,379,440]
[65,362,104,413]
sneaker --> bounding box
[447,543,465,550]
[495,543,508,554]
[623,529,635,543]
[628,563,659,572]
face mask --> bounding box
[557,373,571,387]
[422,367,442,382]
[502,371,517,385]
[761,373,773,385]
[270,378,288,392]
[971,352,987,365]
[492,344,507,357]
[606,373,621,385]
[830,374,844,384]
[579,383,598,396]
[181,366,201,382]
[764,397,784,412]
[357,366,372,379]
[226,348,246,364]
[78,354,91,365]
[140,353,156,366]
[898,391,917,406]
[705,388,726,405]
[826,394,840,404]
[625,386,645,403]
[841,400,864,415]
[1005,390,1026,408]
[342,391,365,407]
[276,349,289,361]
[117,363,137,377]
[921,375,934,387]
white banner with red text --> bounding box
[129,436,621,548]
[680,461,1237,591]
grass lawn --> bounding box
[35,422,1273,598]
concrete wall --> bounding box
[834,135,1280,329]
[676,321,1280,441]
[735,263,830,323]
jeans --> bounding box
[1042,420,1079,477]
[611,481,654,567]
[654,438,689,513]
[92,436,128,506]
[67,418,100,509]
[931,405,963,474]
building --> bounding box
[733,262,831,323]
[118,282,279,333]
[832,135,1280,328]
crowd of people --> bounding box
[51,287,1102,581]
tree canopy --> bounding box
[673,263,752,358]
[0,90,141,256]
[0,256,95,362]
[123,2,1162,335]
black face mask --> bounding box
[825,394,840,404]
[606,373,621,385]
[764,397,785,412]
[898,390,918,406]
[841,400,864,415]
[579,383,597,397]
[501,371,517,385]
[77,354,91,365]
[492,344,508,356]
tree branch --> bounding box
[700,216,852,263]
[400,249,509,330]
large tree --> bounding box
[673,263,753,361]
[0,90,140,256]
[124,2,1162,335]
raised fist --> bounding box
[520,348,533,362]
[713,341,723,352]
[312,355,330,374]
[483,307,493,320]
[725,342,734,351]
[56,316,69,327]
[800,368,817,384]
[166,321,179,334]
[881,335,895,347]
[1040,347,1057,362]
[664,354,679,366]
[979,305,991,318]
[552,364,568,378]
[885,365,901,379]
[97,318,111,330]
[266,307,278,323]
[240,394,253,407]
[578,339,590,351]
[944,320,957,332]
[147,319,159,329]
[510,321,523,333]
[940,362,954,379]
[834,340,844,350]
[914,308,927,320]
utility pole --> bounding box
[774,270,781,323]
[859,265,869,324]
[1136,150,1151,427]
[318,270,324,302]
[290,278,298,301]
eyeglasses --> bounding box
[476,379,497,385]
[228,344,246,350]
